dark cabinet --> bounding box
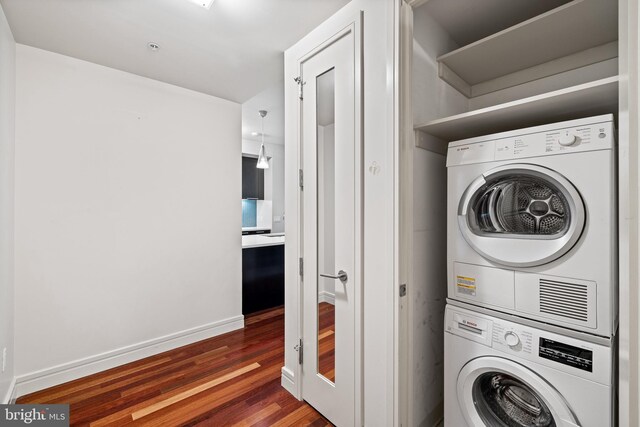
[242,245,284,314]
[242,156,264,200]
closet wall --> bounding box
[405,4,466,426]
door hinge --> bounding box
[399,283,407,297]
[294,339,303,364]
[294,76,306,100]
[298,169,304,190]
[299,257,304,277]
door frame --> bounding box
[618,0,640,425]
[283,10,364,425]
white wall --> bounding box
[242,139,285,233]
[410,148,447,427]
[0,3,15,403]
[14,45,243,392]
[412,5,467,125]
[405,5,468,426]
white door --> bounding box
[300,24,357,427]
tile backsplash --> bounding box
[242,199,257,227]
[242,199,273,229]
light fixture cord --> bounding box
[261,114,265,147]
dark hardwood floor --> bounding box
[17,306,333,426]
[317,302,335,382]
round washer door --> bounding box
[458,164,585,267]
[457,357,579,427]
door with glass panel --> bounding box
[300,25,356,427]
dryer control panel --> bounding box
[447,115,615,167]
[493,121,614,161]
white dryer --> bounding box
[447,115,617,337]
[444,305,615,427]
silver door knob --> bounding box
[320,270,348,283]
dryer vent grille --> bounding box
[539,279,589,322]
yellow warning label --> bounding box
[456,276,476,296]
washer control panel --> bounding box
[445,304,612,385]
[539,337,593,372]
[492,322,533,354]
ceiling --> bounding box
[242,80,284,145]
[422,0,571,47]
[241,66,334,145]
[0,0,350,103]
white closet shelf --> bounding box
[414,76,618,142]
[437,0,618,97]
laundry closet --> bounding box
[398,0,633,426]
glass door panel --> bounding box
[316,68,336,383]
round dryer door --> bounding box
[457,357,579,427]
[458,164,585,267]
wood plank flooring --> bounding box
[17,306,333,426]
[317,303,335,383]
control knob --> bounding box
[504,331,520,348]
[558,134,579,146]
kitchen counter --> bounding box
[242,233,285,249]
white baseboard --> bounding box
[2,377,16,404]
[281,366,298,398]
[318,291,335,305]
[14,315,244,398]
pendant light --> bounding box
[256,110,270,169]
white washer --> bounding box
[444,305,615,427]
[447,114,617,337]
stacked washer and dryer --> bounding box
[444,114,618,427]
